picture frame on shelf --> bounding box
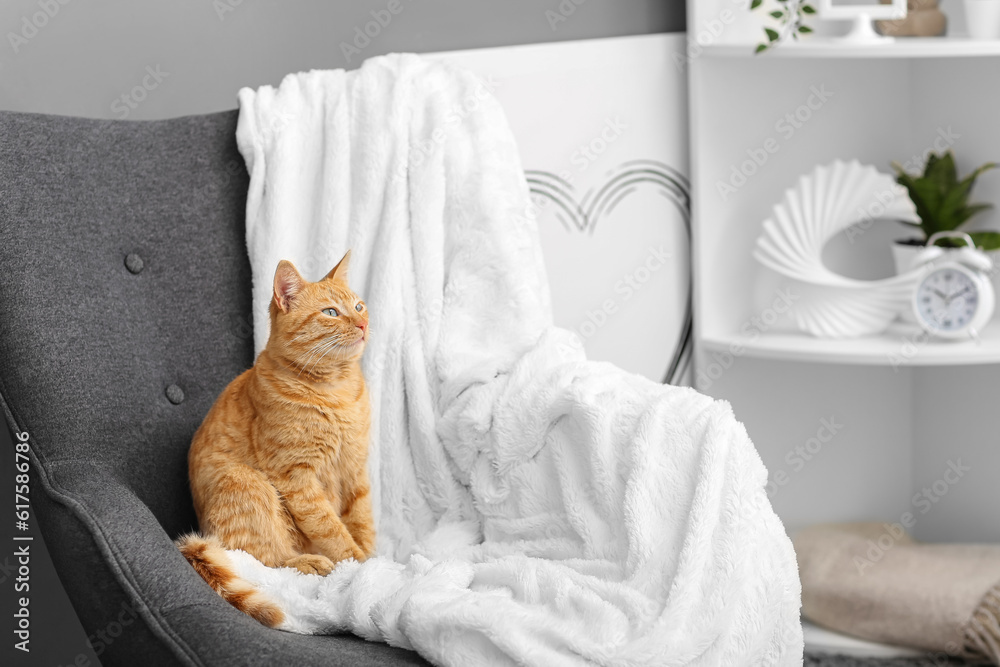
[818,0,907,42]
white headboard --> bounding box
[433,34,691,384]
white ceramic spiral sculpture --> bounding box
[753,160,922,338]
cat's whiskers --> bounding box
[304,337,347,376]
[295,336,347,378]
[293,339,334,377]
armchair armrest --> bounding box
[29,456,430,667]
[34,458,236,666]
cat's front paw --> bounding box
[285,554,335,576]
[356,538,378,561]
[321,539,366,564]
[347,527,376,559]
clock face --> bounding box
[915,267,980,332]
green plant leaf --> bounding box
[958,161,997,192]
[893,170,928,212]
[935,163,996,229]
[801,4,816,13]
[969,231,1000,251]
[770,10,784,18]
[953,202,994,228]
[750,0,763,9]
[895,171,945,238]
[924,151,957,189]
[923,151,941,177]
[942,189,983,226]
[765,27,780,41]
[798,25,813,33]
[891,154,999,239]
[754,43,768,53]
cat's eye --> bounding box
[322,308,339,317]
[355,303,364,312]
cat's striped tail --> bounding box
[175,533,284,628]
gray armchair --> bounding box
[0,109,428,666]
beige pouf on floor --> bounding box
[794,522,1000,664]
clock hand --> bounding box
[945,286,972,305]
[932,289,949,300]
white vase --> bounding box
[965,0,1000,39]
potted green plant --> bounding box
[890,151,998,322]
[890,151,999,269]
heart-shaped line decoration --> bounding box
[524,160,692,385]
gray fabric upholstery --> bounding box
[0,109,428,666]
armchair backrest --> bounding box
[0,110,254,536]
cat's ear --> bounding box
[323,249,352,284]
[273,260,305,313]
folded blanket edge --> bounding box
[964,582,1000,665]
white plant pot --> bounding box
[890,241,928,275]
[965,0,1000,39]
[892,240,1000,322]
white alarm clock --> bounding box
[910,232,995,340]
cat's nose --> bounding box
[356,322,367,333]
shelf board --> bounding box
[701,37,1000,59]
[802,620,922,659]
[701,319,1000,366]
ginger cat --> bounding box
[177,250,374,627]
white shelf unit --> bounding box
[686,6,1000,652]
[691,49,1000,366]
[702,37,1000,59]
[702,320,1000,366]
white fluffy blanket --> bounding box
[233,54,803,666]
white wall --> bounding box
[0,0,683,119]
